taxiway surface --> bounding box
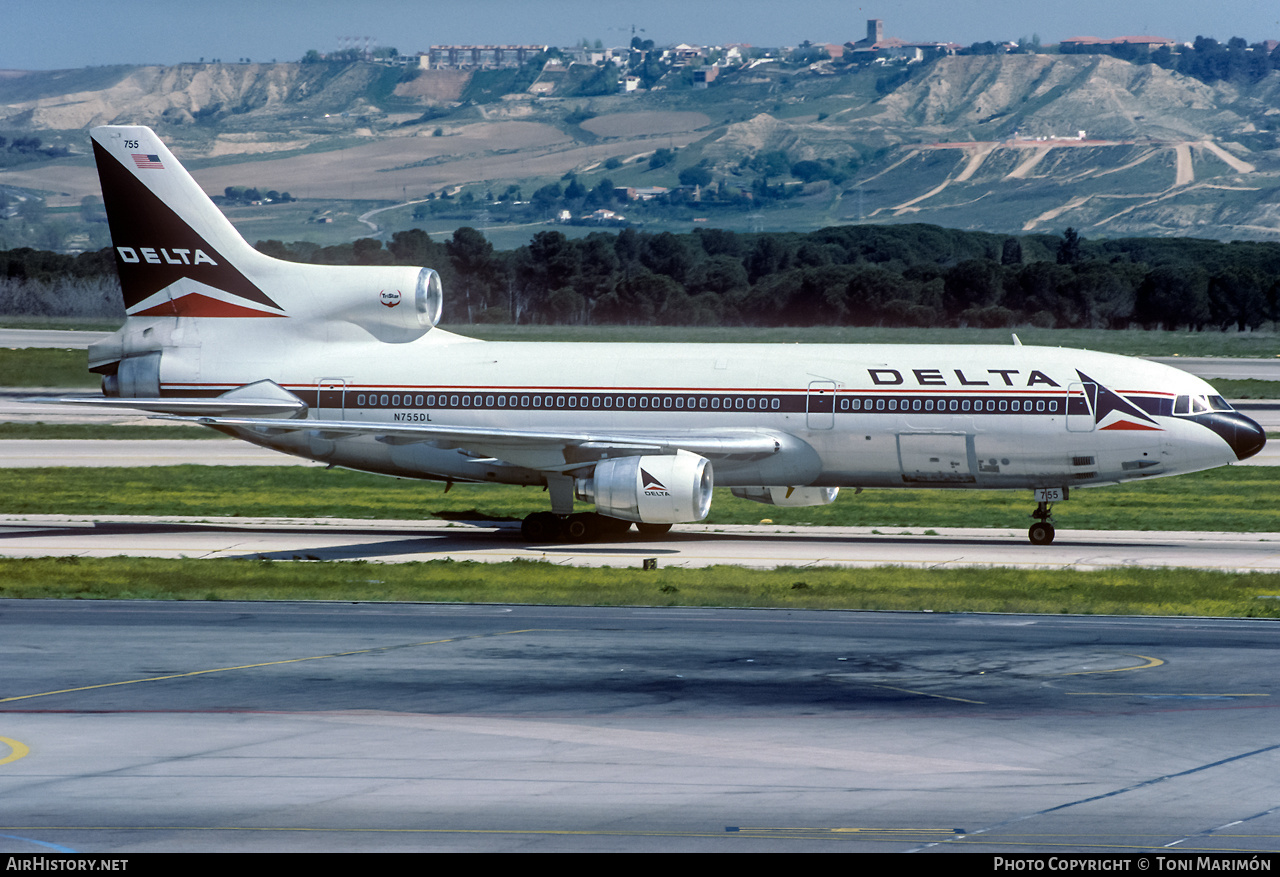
[2,515,1278,572]
[2,600,1278,853]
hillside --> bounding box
[0,63,400,132]
[1,55,1278,244]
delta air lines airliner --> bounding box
[63,126,1266,544]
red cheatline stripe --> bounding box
[131,293,286,318]
[1099,421,1163,431]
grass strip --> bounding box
[0,466,1276,532]
[0,423,226,440]
[0,317,122,332]
[1207,379,1280,399]
[0,348,97,388]
[2,557,1278,618]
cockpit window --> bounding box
[1174,394,1233,415]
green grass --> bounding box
[224,199,392,246]
[0,465,1275,533]
[0,317,122,332]
[1201,379,1280,399]
[0,423,226,440]
[1,557,1277,617]
[0,348,96,388]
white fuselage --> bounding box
[149,324,1241,492]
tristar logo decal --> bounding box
[380,289,402,308]
[641,469,670,496]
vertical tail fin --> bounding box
[92,125,445,348]
[91,125,286,318]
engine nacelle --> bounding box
[577,452,714,524]
[316,266,443,343]
[731,486,839,507]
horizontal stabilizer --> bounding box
[51,380,307,417]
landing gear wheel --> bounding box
[1028,522,1055,545]
[559,513,595,542]
[635,522,673,538]
[521,511,559,542]
[1027,497,1056,546]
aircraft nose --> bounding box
[1230,413,1267,461]
[1205,411,1267,461]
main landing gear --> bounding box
[1028,500,1055,545]
[520,511,642,543]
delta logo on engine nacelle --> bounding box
[641,469,670,497]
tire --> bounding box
[521,511,558,542]
[1028,522,1055,545]
[559,514,592,542]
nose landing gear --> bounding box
[1028,500,1055,545]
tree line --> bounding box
[1061,35,1280,87]
[0,247,122,318]
[253,225,1280,332]
[4,225,1279,329]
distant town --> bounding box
[299,19,1280,93]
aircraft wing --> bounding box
[50,380,791,472]
[173,413,786,472]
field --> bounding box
[187,121,707,204]
[579,111,713,138]
[0,423,221,439]
[2,556,1277,618]
[220,200,388,246]
[1,466,1275,533]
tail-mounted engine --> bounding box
[577,452,714,524]
[318,266,442,343]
